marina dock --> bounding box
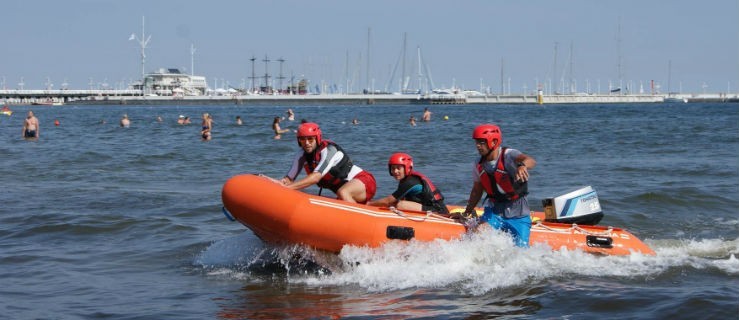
[1,89,737,106]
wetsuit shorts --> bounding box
[24,130,36,138]
[481,207,531,248]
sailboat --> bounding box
[664,60,687,103]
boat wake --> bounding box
[194,230,739,294]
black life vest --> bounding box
[403,171,445,206]
[303,140,353,191]
[477,147,528,202]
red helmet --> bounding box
[388,152,413,176]
[297,122,322,144]
[472,124,502,149]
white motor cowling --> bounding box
[542,186,603,225]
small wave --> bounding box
[649,238,739,274]
[194,230,739,294]
[194,231,335,279]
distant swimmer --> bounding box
[177,115,185,125]
[120,114,130,128]
[201,113,212,141]
[273,116,291,139]
[352,118,359,125]
[22,110,39,139]
[286,109,295,121]
[409,115,417,127]
[422,107,432,122]
[236,115,243,125]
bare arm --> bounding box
[367,194,398,207]
[285,171,322,190]
[514,153,536,182]
[463,181,484,215]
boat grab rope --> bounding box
[389,206,434,222]
[533,221,613,236]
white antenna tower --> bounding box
[129,16,151,82]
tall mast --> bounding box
[616,17,623,94]
[345,50,350,94]
[552,42,558,94]
[249,56,256,93]
[500,57,505,94]
[277,57,286,93]
[401,32,407,92]
[569,41,574,93]
[190,43,196,75]
[365,27,371,93]
[263,55,271,92]
[416,46,423,93]
[667,60,672,96]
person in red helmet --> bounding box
[280,122,376,204]
[368,153,449,214]
[461,124,537,247]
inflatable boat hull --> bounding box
[221,174,655,256]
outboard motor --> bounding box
[542,186,604,225]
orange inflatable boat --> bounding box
[221,174,655,256]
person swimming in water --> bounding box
[272,116,291,139]
[201,113,212,140]
[120,114,130,128]
[22,110,39,139]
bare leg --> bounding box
[336,179,367,203]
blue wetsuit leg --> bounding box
[481,207,531,248]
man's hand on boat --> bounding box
[258,174,286,185]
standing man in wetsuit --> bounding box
[368,152,449,214]
[22,111,39,140]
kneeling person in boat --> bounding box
[368,152,449,214]
[462,124,536,247]
[280,122,377,204]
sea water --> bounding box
[0,103,737,319]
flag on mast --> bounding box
[128,33,136,41]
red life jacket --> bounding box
[303,140,353,191]
[477,147,528,202]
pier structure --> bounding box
[2,90,737,106]
[0,89,141,105]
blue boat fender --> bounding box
[222,206,236,222]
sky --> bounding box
[1,0,737,94]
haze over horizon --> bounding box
[2,0,737,94]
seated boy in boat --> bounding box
[279,122,377,204]
[367,152,449,214]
